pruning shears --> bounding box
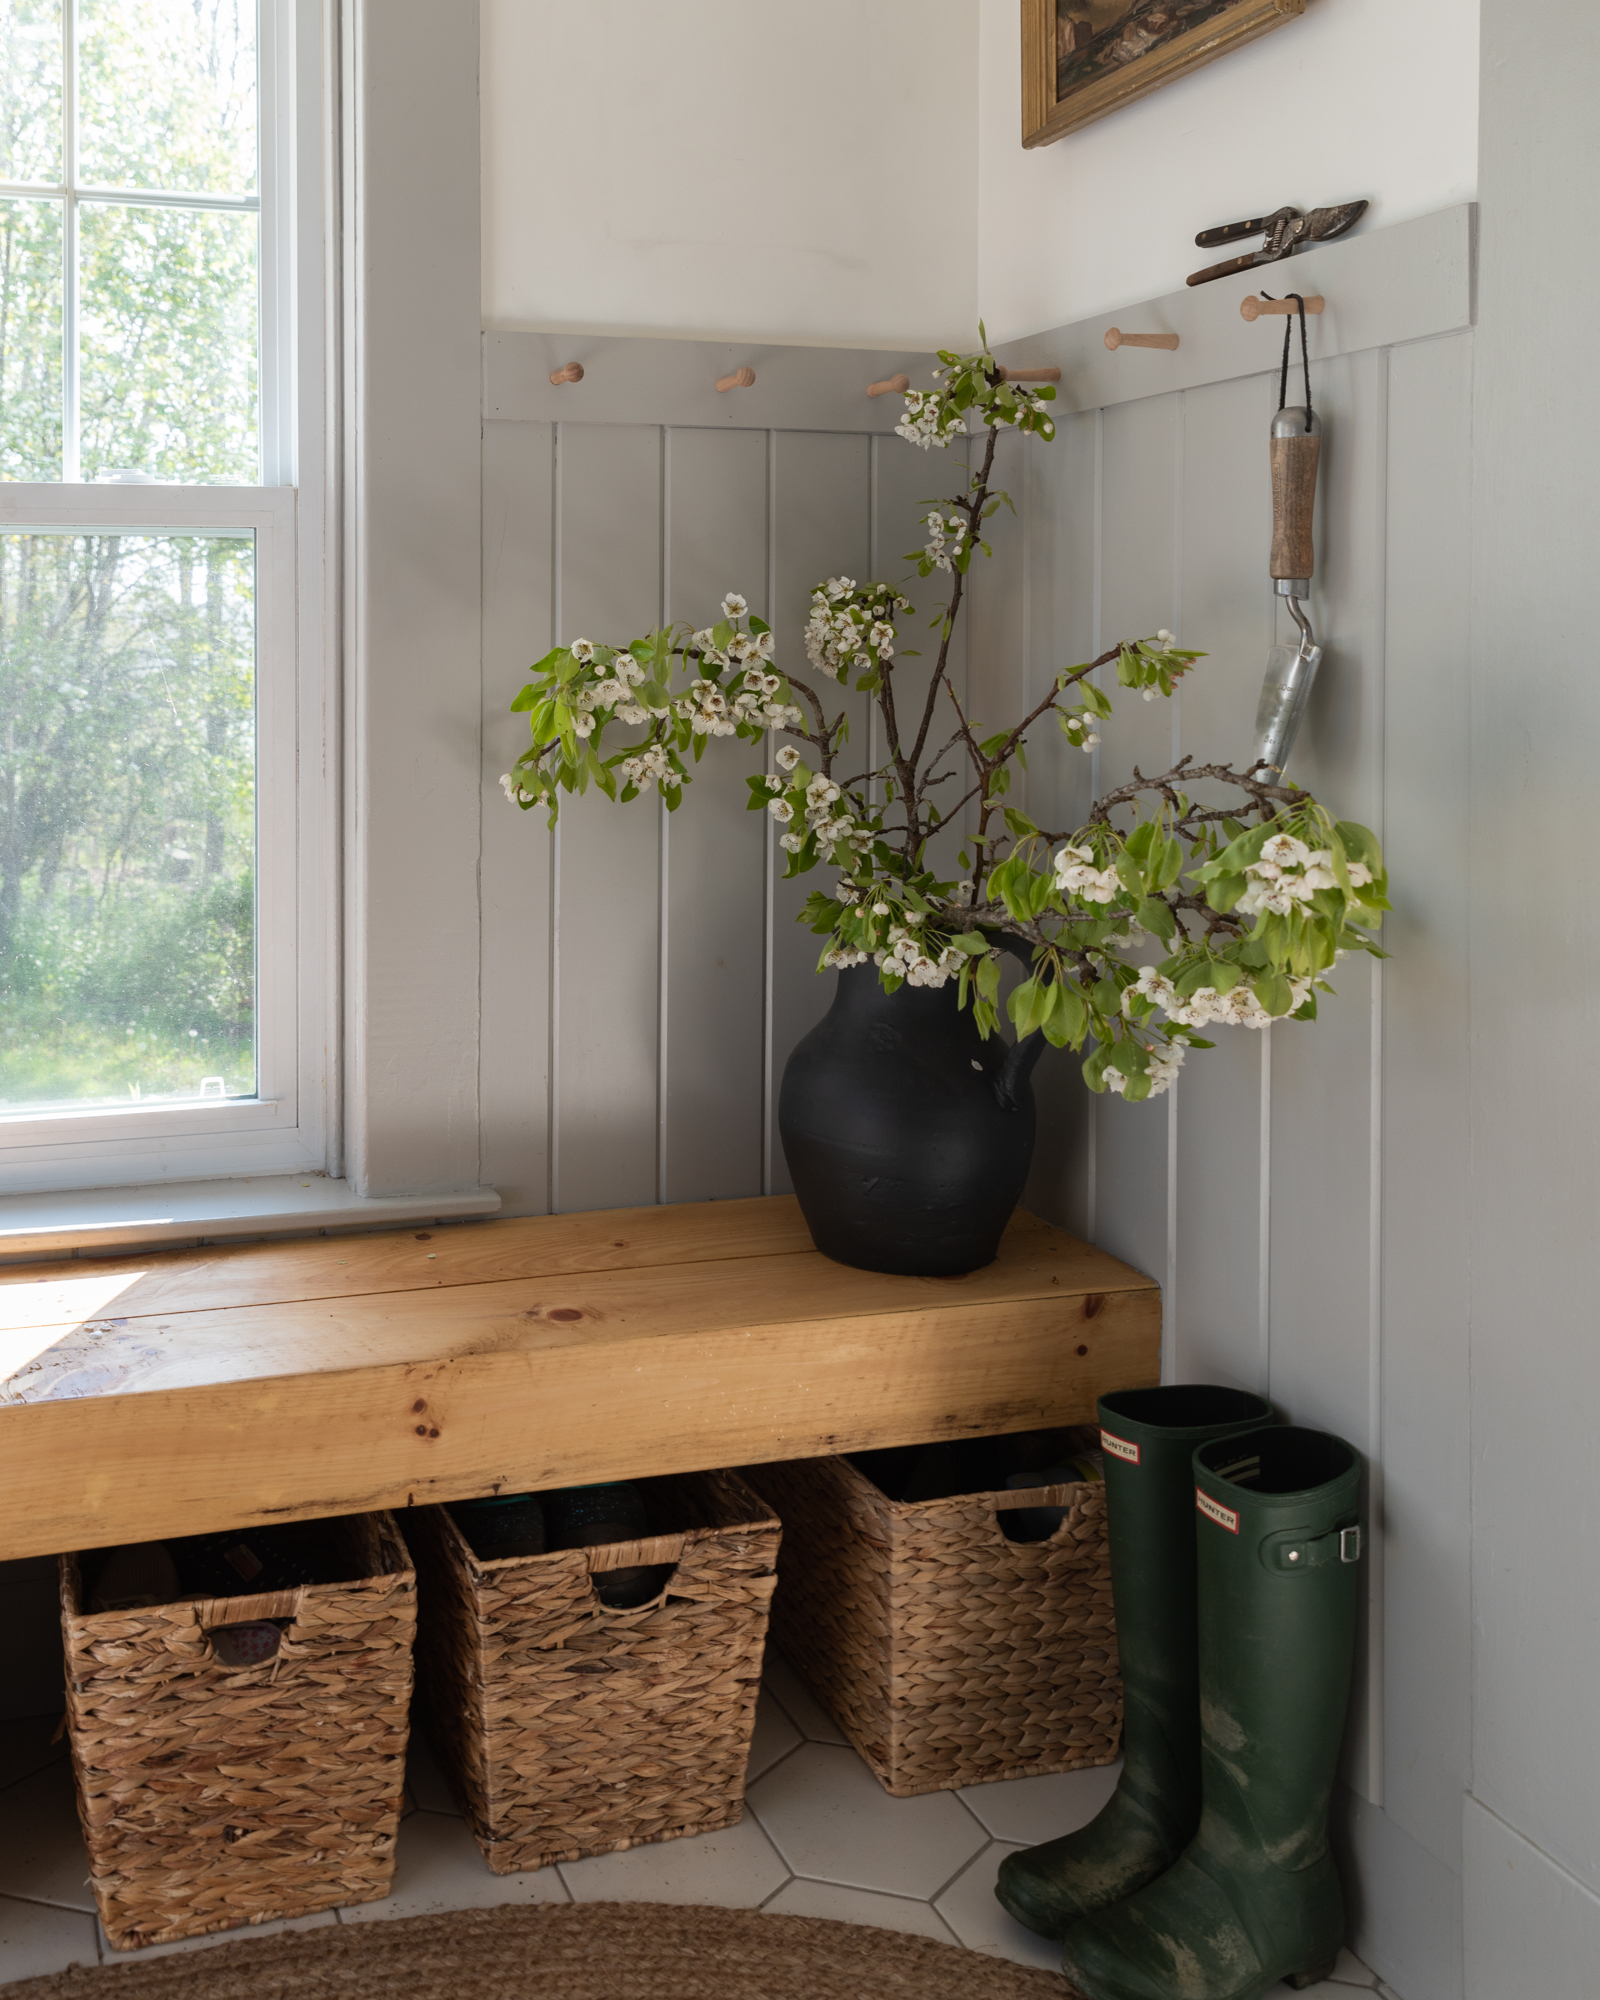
[1186,202,1368,288]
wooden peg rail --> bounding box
[1241,295,1326,321]
[996,365,1061,383]
[868,372,911,398]
[716,366,757,392]
[1105,328,1179,352]
[548,362,584,385]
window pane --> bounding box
[0,0,63,185]
[0,530,256,1112]
[77,0,255,195]
[0,196,62,478]
[79,200,257,483]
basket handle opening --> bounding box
[205,1617,292,1668]
[992,1484,1094,1548]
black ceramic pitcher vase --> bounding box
[778,960,1049,1277]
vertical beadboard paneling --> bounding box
[661,427,771,1201]
[1265,348,1387,1441]
[1171,372,1277,1390]
[766,431,873,1193]
[480,421,555,1216]
[1261,349,1388,1807]
[554,424,665,1212]
[870,428,970,881]
[1022,410,1100,1240]
[1093,393,1181,1288]
[1377,332,1473,1871]
[965,426,1027,766]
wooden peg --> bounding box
[868,372,911,398]
[1241,295,1325,321]
[1105,328,1180,351]
[716,366,756,392]
[548,362,584,385]
[996,365,1061,383]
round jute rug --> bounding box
[0,1902,1081,1999]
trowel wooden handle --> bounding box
[1270,433,1321,579]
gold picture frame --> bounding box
[1021,0,1305,148]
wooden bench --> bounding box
[0,1196,1159,1562]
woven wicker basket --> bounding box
[60,1512,415,1951]
[403,1469,780,1875]
[743,1454,1121,1796]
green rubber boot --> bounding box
[996,1385,1275,1942]
[1059,1425,1363,2000]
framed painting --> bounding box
[1021,0,1305,147]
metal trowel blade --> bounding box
[1253,640,1323,778]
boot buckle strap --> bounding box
[1262,1522,1363,1572]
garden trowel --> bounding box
[1251,314,1323,780]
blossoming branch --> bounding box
[502,336,1389,1103]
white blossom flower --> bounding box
[805,775,842,816]
[1053,843,1122,904]
[768,797,794,824]
[949,879,974,907]
[570,638,595,663]
[775,744,801,772]
[875,923,965,988]
[779,831,806,852]
[1157,629,1176,645]
[766,774,785,792]
[1123,963,1311,1033]
[1346,860,1374,887]
[499,772,532,805]
[571,711,594,738]
[823,947,868,968]
[721,592,749,617]
[895,387,965,451]
[619,745,672,792]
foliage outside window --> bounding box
[0,1,260,1115]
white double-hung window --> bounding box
[0,0,330,1195]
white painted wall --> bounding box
[976,0,1480,338]
[481,0,979,351]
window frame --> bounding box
[0,0,336,1197]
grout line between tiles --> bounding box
[0,1892,99,1918]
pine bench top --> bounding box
[0,1195,1159,1561]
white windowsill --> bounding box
[0,1175,502,1263]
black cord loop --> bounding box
[1263,291,1315,433]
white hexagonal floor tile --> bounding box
[559,1811,789,1908]
[0,1760,94,1913]
[339,1811,568,1922]
[957,1758,1123,1845]
[762,1876,960,1943]
[0,1895,100,1983]
[748,1741,988,1900]
[747,1685,803,1781]
[933,1840,1064,1973]
[761,1654,848,1746]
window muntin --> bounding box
[0,527,256,1115]
[0,0,259,485]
